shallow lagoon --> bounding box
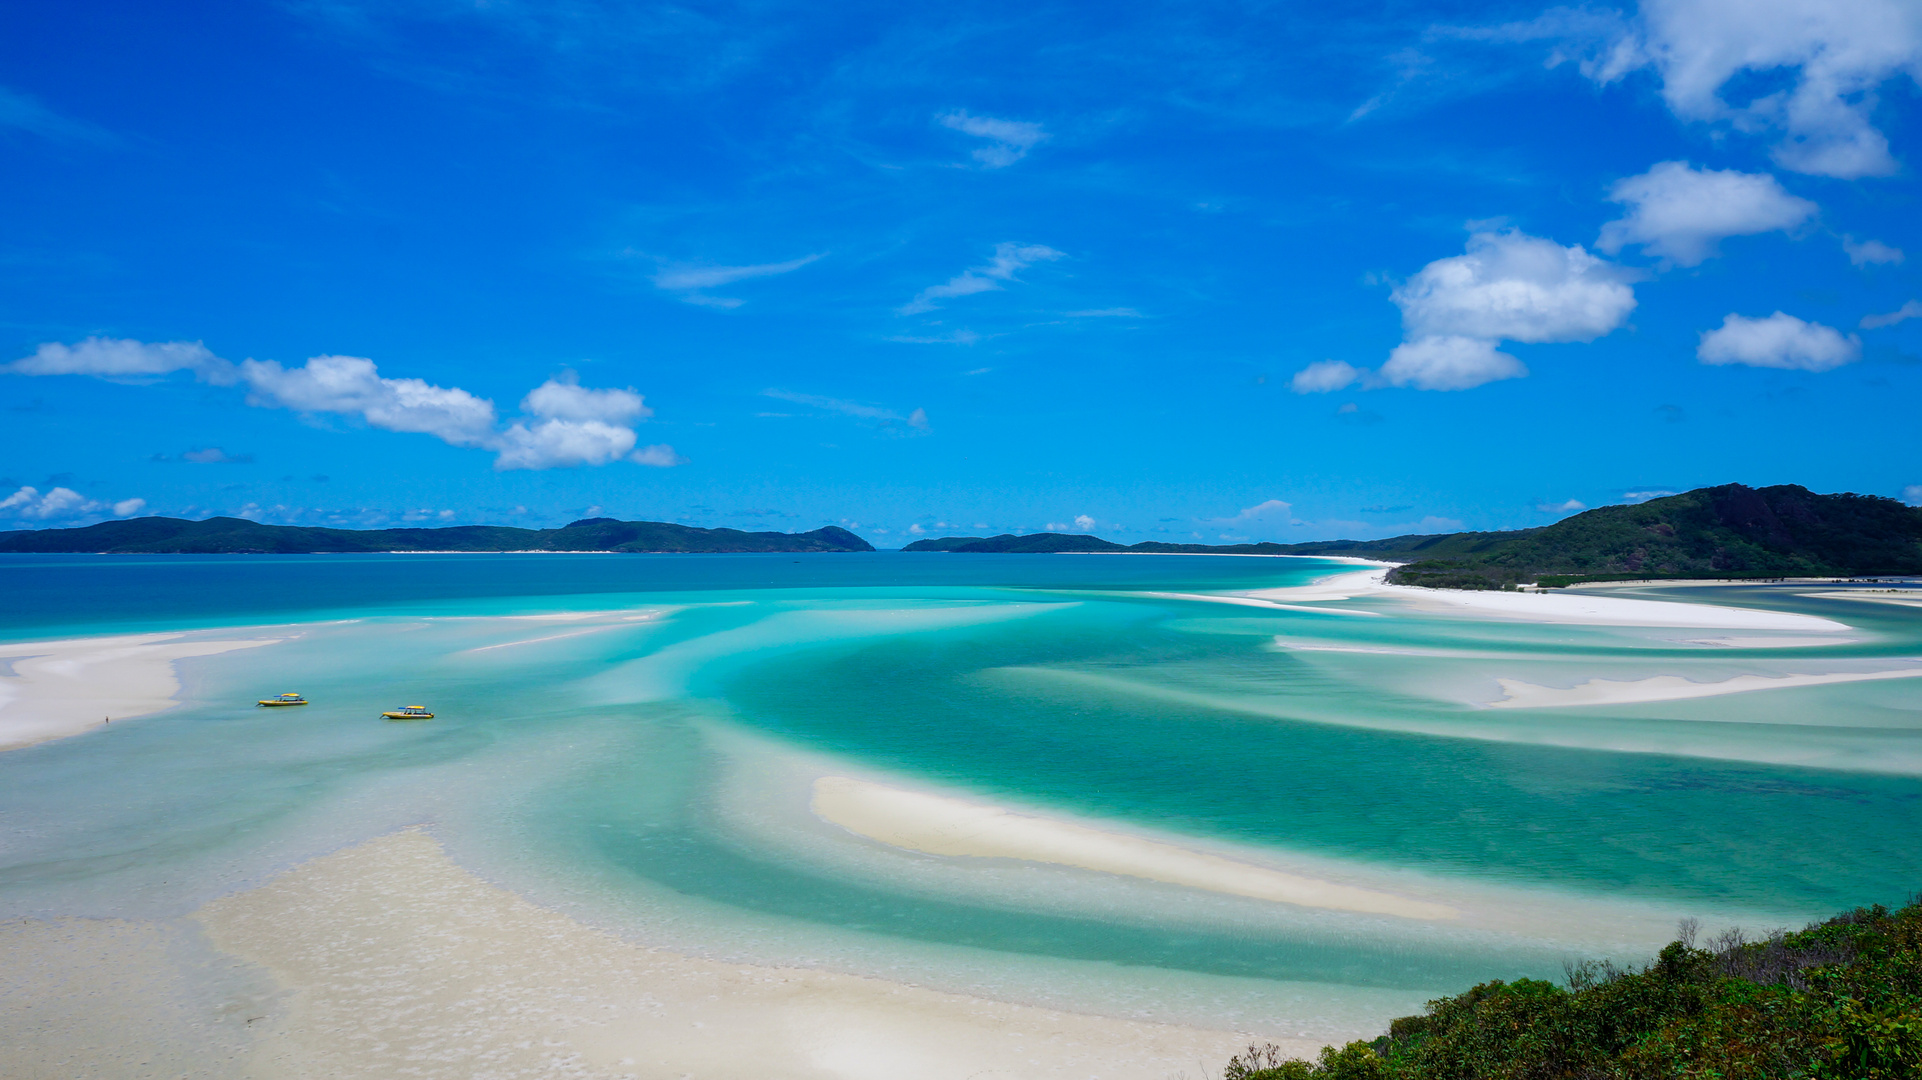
[2,552,1918,1041]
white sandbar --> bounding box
[1797,590,1922,608]
[811,776,1455,921]
[1378,584,1850,631]
[1490,665,1922,709]
[0,632,280,751]
[188,829,1309,1080]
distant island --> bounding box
[905,484,1922,589]
[0,516,874,554]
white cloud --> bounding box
[493,419,639,470]
[1290,360,1364,394]
[1293,230,1621,393]
[1597,161,1817,265]
[1393,230,1636,343]
[900,242,1064,315]
[4,336,235,382]
[1861,300,1922,329]
[1508,0,1922,178]
[1380,336,1529,391]
[0,485,145,521]
[1844,236,1906,266]
[1073,514,1096,531]
[627,444,687,468]
[1698,311,1861,371]
[938,111,1048,168]
[650,254,821,306]
[1538,499,1588,513]
[1625,489,1678,502]
[1220,499,1295,524]
[1063,307,1143,318]
[9,338,674,471]
[762,389,931,433]
[1904,484,1922,506]
[239,354,500,447]
[520,376,651,425]
[180,447,250,464]
[493,377,673,470]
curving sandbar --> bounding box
[811,775,1456,921]
[1490,665,1922,709]
[0,633,280,751]
[178,829,1304,1080]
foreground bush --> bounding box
[1225,896,1922,1080]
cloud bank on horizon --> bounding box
[0,0,1917,539]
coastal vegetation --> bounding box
[0,515,874,554]
[1225,895,1922,1079]
[907,484,1922,589]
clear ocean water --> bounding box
[2,553,1917,1038]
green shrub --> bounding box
[1223,896,1922,1080]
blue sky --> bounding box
[2,0,1919,546]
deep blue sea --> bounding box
[2,553,1917,1037]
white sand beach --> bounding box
[810,775,1455,921]
[1797,590,1922,608]
[170,829,1306,1080]
[1166,568,1854,633]
[1489,665,1922,709]
[0,632,281,751]
[1373,584,1851,631]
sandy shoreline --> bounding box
[0,632,281,751]
[175,829,1303,1080]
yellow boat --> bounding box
[382,705,435,721]
[257,692,308,707]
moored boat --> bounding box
[257,692,308,707]
[381,705,435,721]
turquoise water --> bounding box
[1,553,1918,1037]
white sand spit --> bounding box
[196,829,1309,1080]
[811,776,1455,921]
[1381,586,1850,631]
[0,633,280,751]
[1797,591,1922,608]
[1490,665,1922,709]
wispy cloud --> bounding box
[762,389,930,433]
[900,242,1064,315]
[0,85,115,145]
[938,110,1047,168]
[1842,236,1904,267]
[888,329,982,345]
[649,253,822,307]
[1063,307,1143,318]
[179,447,254,464]
[1861,300,1922,330]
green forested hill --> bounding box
[1387,484,1922,588]
[0,515,874,554]
[1225,895,1922,1080]
[904,485,1922,589]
